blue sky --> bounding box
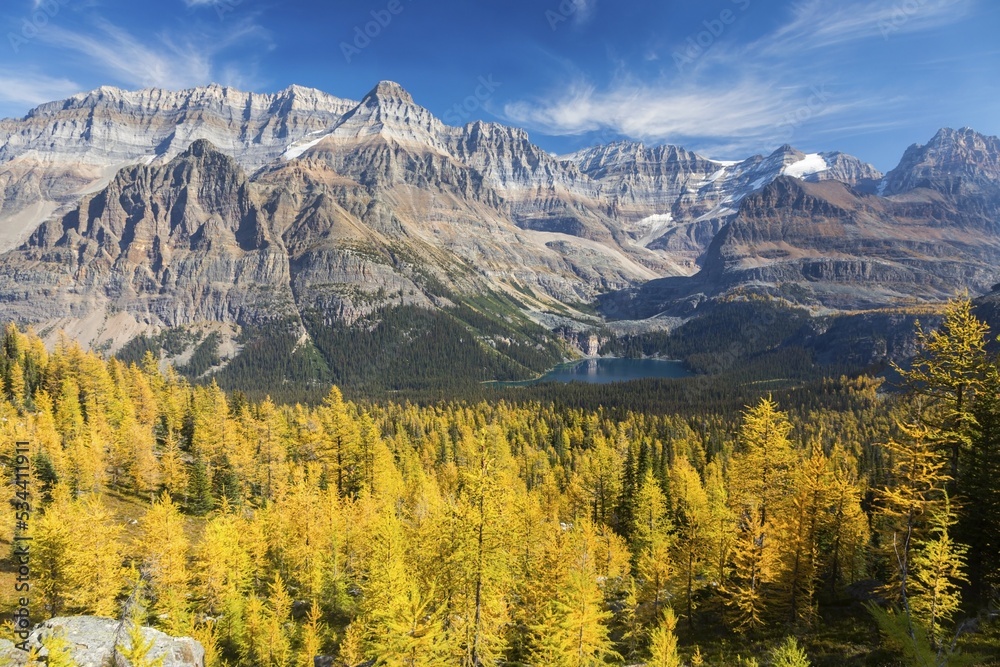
[0,0,997,170]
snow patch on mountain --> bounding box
[783,153,829,179]
[707,167,728,183]
[283,131,334,160]
[634,214,675,247]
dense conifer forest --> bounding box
[2,299,1000,666]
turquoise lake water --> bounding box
[490,357,693,387]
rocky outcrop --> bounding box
[0,616,204,667]
[604,168,1000,318]
[0,84,357,253]
[0,84,356,170]
[1,80,998,348]
[881,127,1000,197]
[1,80,886,272]
[0,139,296,343]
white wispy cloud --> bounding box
[38,20,209,89]
[35,17,270,91]
[762,0,973,52]
[507,0,976,154]
[0,71,80,111]
[505,78,856,156]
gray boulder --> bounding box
[0,616,204,667]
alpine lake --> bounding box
[488,357,693,387]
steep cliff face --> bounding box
[560,143,884,271]
[0,140,295,347]
[0,81,887,270]
[1,81,999,356]
[0,84,356,169]
[0,84,357,252]
[262,82,662,307]
[881,127,1000,197]
[605,168,1000,318]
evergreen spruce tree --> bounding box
[188,456,215,516]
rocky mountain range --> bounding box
[0,80,998,379]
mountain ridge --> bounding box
[1,81,999,387]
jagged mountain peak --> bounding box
[912,127,1000,158]
[930,126,984,143]
[362,80,415,106]
[2,83,358,168]
[181,137,227,159]
[771,144,803,157]
[294,80,447,156]
[463,120,530,142]
[881,127,1000,197]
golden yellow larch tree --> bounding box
[774,449,832,626]
[195,506,254,615]
[704,458,735,588]
[126,363,159,428]
[647,607,682,667]
[66,493,126,616]
[138,493,192,635]
[318,386,364,498]
[132,428,162,500]
[529,520,617,667]
[822,457,870,596]
[877,420,950,607]
[582,433,622,526]
[250,397,289,501]
[191,381,230,471]
[258,573,294,667]
[908,495,968,647]
[729,397,796,525]
[6,359,26,408]
[54,378,84,445]
[31,390,66,480]
[271,470,329,602]
[32,484,74,616]
[443,426,516,667]
[158,433,188,499]
[632,469,674,626]
[898,297,989,484]
[727,499,776,632]
[670,456,712,629]
[726,397,796,629]
[359,507,449,665]
[504,485,550,662]
[76,415,111,495]
[296,600,327,667]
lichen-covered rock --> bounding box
[0,616,203,667]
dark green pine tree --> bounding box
[637,441,652,482]
[211,456,241,507]
[188,456,215,516]
[34,451,59,504]
[616,446,637,539]
[960,370,1000,606]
